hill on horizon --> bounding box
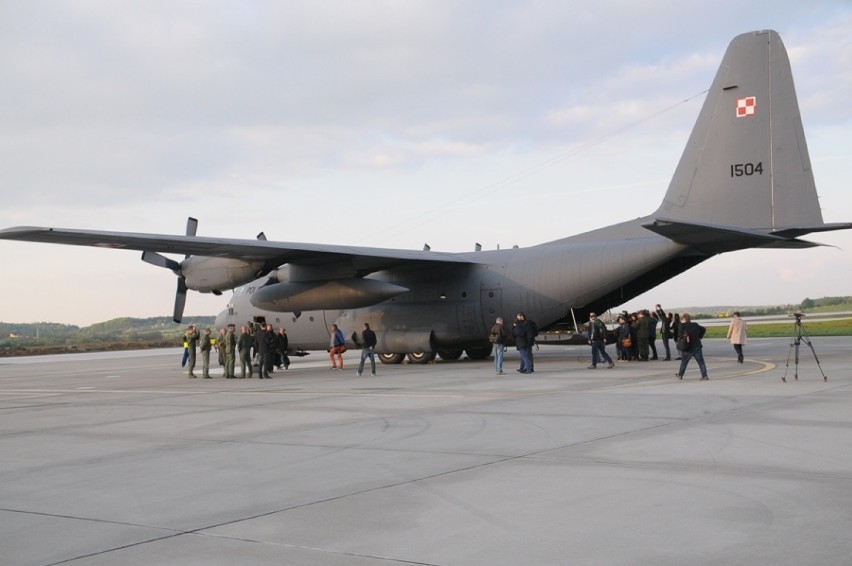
[3,296,850,345]
[1,316,216,347]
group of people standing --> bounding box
[489,312,537,375]
[181,323,290,379]
[613,305,675,362]
[182,309,750,381]
[328,322,379,377]
[612,307,749,380]
[489,306,750,381]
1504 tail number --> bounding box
[730,162,763,177]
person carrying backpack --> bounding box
[489,317,509,375]
[676,313,708,380]
[587,312,614,369]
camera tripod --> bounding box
[782,314,827,382]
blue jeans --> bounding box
[517,347,532,373]
[493,344,505,373]
[591,340,613,366]
[678,346,708,377]
[260,353,273,378]
[358,348,376,375]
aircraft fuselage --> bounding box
[216,219,689,356]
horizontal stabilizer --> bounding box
[642,219,820,253]
[770,223,852,239]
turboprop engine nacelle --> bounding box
[182,256,266,293]
[251,278,409,311]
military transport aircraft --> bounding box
[2,30,850,364]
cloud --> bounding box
[1,1,850,325]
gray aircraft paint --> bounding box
[2,30,850,361]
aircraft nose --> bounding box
[214,309,230,329]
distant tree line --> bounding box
[800,296,852,309]
[693,305,797,319]
[690,296,852,319]
[0,317,215,349]
[3,295,850,354]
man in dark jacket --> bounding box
[356,323,378,376]
[587,312,614,369]
[648,311,659,360]
[655,304,671,361]
[636,310,650,361]
[676,313,708,380]
[512,312,534,374]
[671,313,681,360]
[277,328,290,370]
[254,324,276,379]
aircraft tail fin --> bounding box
[653,30,849,241]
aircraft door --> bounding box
[480,288,503,328]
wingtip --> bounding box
[0,226,51,238]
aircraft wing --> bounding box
[0,225,474,272]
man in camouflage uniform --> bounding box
[224,324,237,379]
[238,325,254,378]
[200,328,214,378]
[185,325,198,378]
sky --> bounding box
[1,1,851,326]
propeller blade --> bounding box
[142,218,197,323]
[141,251,181,273]
[186,217,198,237]
[173,277,188,323]
[184,217,199,262]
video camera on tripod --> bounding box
[783,311,827,382]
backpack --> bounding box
[676,328,691,352]
[592,319,606,341]
[527,320,538,341]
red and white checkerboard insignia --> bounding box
[736,96,756,117]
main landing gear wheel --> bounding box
[378,353,405,365]
[407,352,436,364]
[437,349,463,361]
[464,346,492,360]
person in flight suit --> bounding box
[199,328,214,378]
[185,325,198,378]
[224,324,237,378]
[238,325,254,378]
